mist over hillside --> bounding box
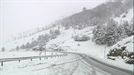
[12,0,133,40]
[60,0,133,29]
[0,0,133,51]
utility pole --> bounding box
[104,46,106,59]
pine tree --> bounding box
[25,42,31,48]
[31,40,38,47]
[118,24,127,40]
[122,21,133,36]
[20,44,25,49]
[105,19,119,46]
[105,24,119,46]
[1,47,5,52]
[49,29,60,39]
[83,7,87,11]
[16,46,19,51]
[93,25,106,45]
[37,34,50,46]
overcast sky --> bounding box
[0,0,106,45]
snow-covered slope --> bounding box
[111,35,134,52]
[114,8,133,24]
[46,26,110,58]
[0,25,60,51]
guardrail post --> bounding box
[1,61,3,66]
[18,60,20,63]
[31,59,32,61]
[39,57,41,60]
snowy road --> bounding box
[76,53,133,75]
[58,52,133,75]
[0,52,133,75]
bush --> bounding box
[73,34,90,41]
[125,59,134,64]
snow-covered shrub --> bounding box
[73,34,90,41]
[125,52,134,64]
[107,36,134,64]
[107,46,128,58]
[48,44,64,51]
[125,59,134,64]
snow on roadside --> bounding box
[0,54,80,75]
[73,59,111,75]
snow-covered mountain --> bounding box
[0,0,133,52]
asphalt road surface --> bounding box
[72,52,133,75]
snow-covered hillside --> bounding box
[114,8,133,24]
[111,35,134,52]
[46,26,133,71]
[46,26,109,58]
[0,25,60,51]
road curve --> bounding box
[66,52,133,75]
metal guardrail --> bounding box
[0,53,67,66]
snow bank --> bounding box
[0,54,79,75]
[111,35,134,52]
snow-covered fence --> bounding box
[0,52,67,66]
